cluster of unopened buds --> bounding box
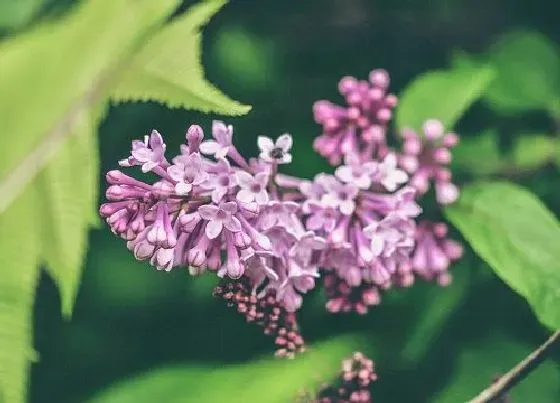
[100,68,463,366]
[296,352,378,403]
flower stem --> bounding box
[467,330,560,403]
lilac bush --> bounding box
[100,68,463,360]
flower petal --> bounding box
[255,172,269,186]
[236,189,254,204]
[276,133,293,152]
[221,201,238,214]
[235,171,254,188]
[225,216,242,232]
[215,146,230,159]
[175,182,192,195]
[206,220,223,239]
[339,200,355,215]
[199,141,220,155]
[198,204,219,220]
[255,190,269,205]
[257,136,274,152]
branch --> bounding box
[467,330,560,403]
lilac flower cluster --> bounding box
[297,352,377,403]
[100,68,463,356]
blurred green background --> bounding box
[2,0,559,402]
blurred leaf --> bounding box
[0,0,46,31]
[401,265,470,363]
[433,334,560,402]
[446,182,560,329]
[38,106,106,317]
[0,0,180,212]
[396,65,495,132]
[510,135,558,170]
[452,130,504,175]
[87,336,360,403]
[0,187,40,403]
[213,25,278,91]
[450,49,480,71]
[484,30,560,114]
[111,0,251,115]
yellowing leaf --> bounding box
[0,187,41,403]
[111,0,251,115]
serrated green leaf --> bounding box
[401,265,471,363]
[452,130,505,175]
[87,336,361,403]
[484,30,560,114]
[0,187,41,403]
[510,134,558,170]
[111,0,251,115]
[433,334,560,402]
[445,182,560,329]
[0,0,180,213]
[37,105,106,317]
[396,65,495,132]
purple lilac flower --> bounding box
[199,120,233,158]
[405,220,463,286]
[119,129,167,172]
[167,152,208,195]
[313,69,397,165]
[102,66,466,358]
[235,171,270,205]
[399,119,460,205]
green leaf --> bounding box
[484,30,560,114]
[0,187,41,403]
[396,65,495,132]
[434,334,560,402]
[452,130,505,175]
[0,0,46,31]
[38,105,106,317]
[510,135,558,170]
[401,265,471,363]
[0,0,180,213]
[111,0,252,115]
[445,182,560,329]
[87,336,361,403]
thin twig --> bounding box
[467,330,560,403]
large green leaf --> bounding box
[395,65,495,132]
[111,0,251,115]
[484,30,560,114]
[37,105,106,317]
[446,182,560,329]
[434,334,560,402]
[87,336,361,403]
[0,187,41,403]
[0,0,180,213]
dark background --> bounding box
[25,0,560,402]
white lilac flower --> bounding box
[258,133,293,164]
